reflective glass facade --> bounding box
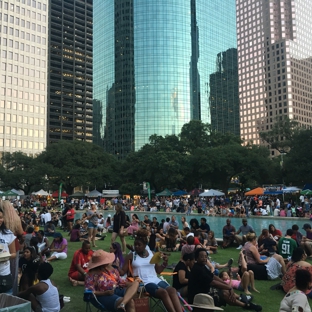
[237,0,312,153]
[94,0,237,157]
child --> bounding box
[220,250,259,294]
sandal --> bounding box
[116,303,126,312]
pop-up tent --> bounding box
[245,187,264,196]
[199,189,225,196]
[156,188,173,196]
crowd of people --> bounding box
[1,197,312,312]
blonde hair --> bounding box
[246,232,257,242]
[0,200,23,235]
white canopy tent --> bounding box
[199,189,225,196]
[34,189,50,196]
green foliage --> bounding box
[259,117,300,152]
[0,152,44,194]
[36,140,119,194]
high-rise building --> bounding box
[237,0,312,155]
[47,0,93,144]
[210,48,240,136]
[94,0,237,157]
[0,0,49,155]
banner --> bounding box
[58,183,62,202]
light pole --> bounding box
[143,182,151,201]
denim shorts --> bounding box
[144,281,169,297]
[95,287,126,311]
[88,222,98,229]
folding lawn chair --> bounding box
[83,289,110,312]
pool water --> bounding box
[75,210,310,238]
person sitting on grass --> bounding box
[68,240,93,286]
[219,250,259,295]
[280,269,312,312]
[205,230,219,254]
[172,252,195,297]
[46,232,68,262]
[18,246,41,291]
[18,262,60,312]
[188,248,262,311]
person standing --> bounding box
[0,200,23,295]
[66,204,76,234]
[111,203,127,253]
[87,202,100,248]
[0,207,17,294]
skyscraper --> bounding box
[47,0,93,144]
[0,0,48,155]
[237,0,312,155]
[94,0,237,157]
[210,48,240,136]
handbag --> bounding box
[0,274,13,293]
[134,287,149,312]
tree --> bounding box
[37,140,119,194]
[259,117,300,152]
[0,152,44,194]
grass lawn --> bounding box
[50,232,301,312]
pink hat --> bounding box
[88,250,115,270]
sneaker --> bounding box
[246,295,253,302]
[227,258,234,267]
[247,302,262,311]
[237,245,243,250]
[239,294,249,305]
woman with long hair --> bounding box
[18,246,41,291]
[120,229,181,312]
[110,242,124,268]
[0,200,23,295]
[0,207,17,294]
[111,203,127,253]
[126,214,139,236]
[87,202,101,248]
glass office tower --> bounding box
[94,0,237,157]
[237,0,312,154]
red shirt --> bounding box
[194,237,201,245]
[271,229,282,237]
[66,208,75,221]
[68,248,93,276]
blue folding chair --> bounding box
[83,289,110,312]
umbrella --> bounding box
[85,189,102,197]
[1,190,19,197]
[172,190,188,196]
[156,188,173,196]
[34,189,50,196]
[51,190,68,198]
[245,187,264,196]
[301,189,312,195]
[70,191,85,197]
[199,189,225,196]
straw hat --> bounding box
[88,250,115,270]
[188,294,223,310]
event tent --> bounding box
[51,190,68,198]
[1,190,19,197]
[245,187,264,196]
[283,187,301,193]
[172,190,188,196]
[85,189,102,197]
[34,189,50,196]
[156,188,173,196]
[199,189,225,196]
[70,191,85,197]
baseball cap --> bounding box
[107,214,111,217]
[302,224,311,230]
[186,233,194,238]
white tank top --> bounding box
[36,279,60,312]
[132,250,161,285]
